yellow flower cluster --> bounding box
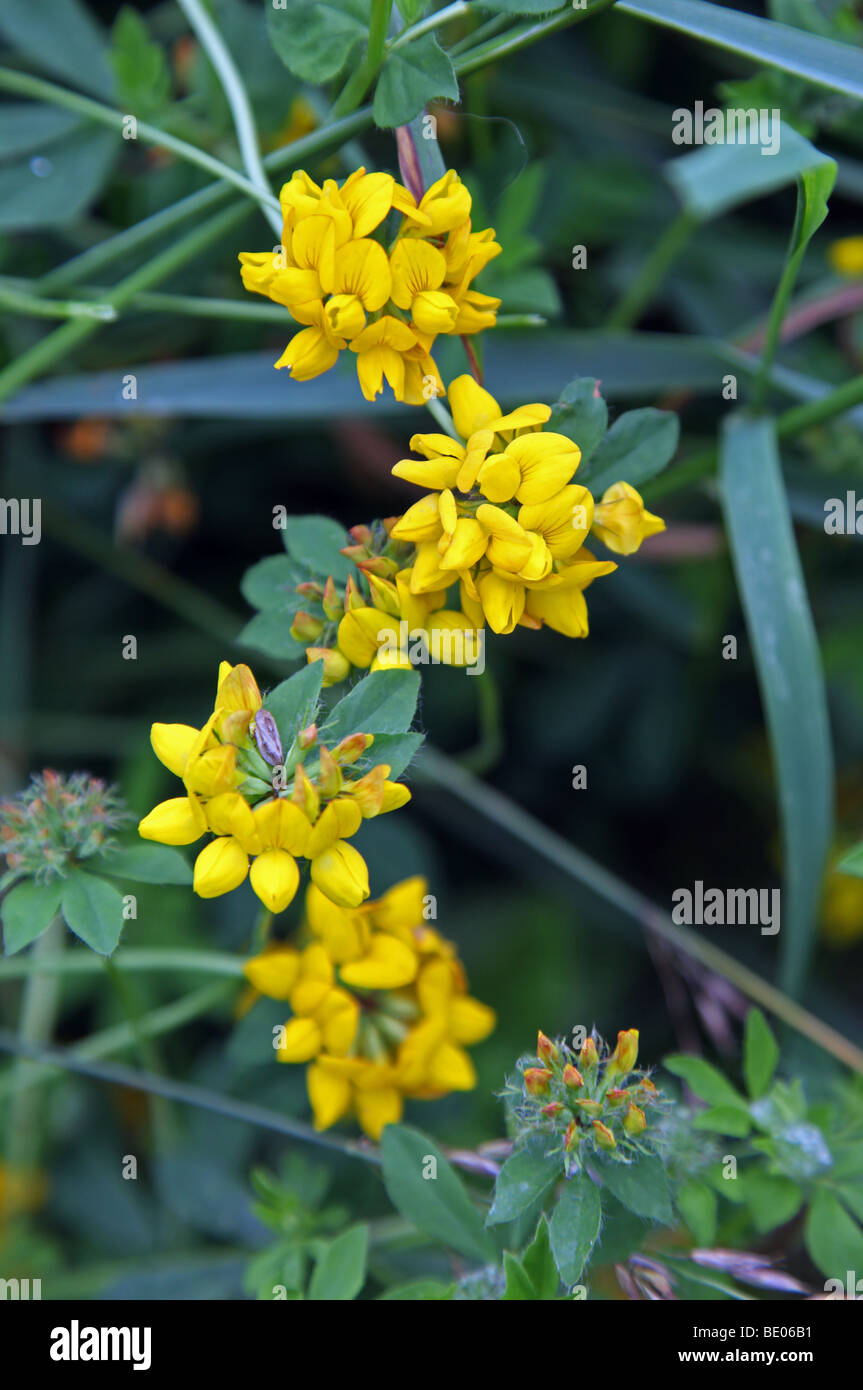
[137,662,409,912]
[388,374,665,637]
[244,877,495,1139]
[239,167,500,402]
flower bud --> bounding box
[623,1103,647,1136]
[578,1037,599,1071]
[322,576,344,621]
[607,1087,630,1108]
[348,524,373,546]
[607,1028,639,1079]
[296,580,323,599]
[297,723,318,751]
[537,1031,559,1064]
[333,732,374,765]
[252,710,283,767]
[636,1077,658,1097]
[541,1101,564,1119]
[306,647,350,686]
[592,1120,617,1151]
[345,576,365,611]
[317,746,342,799]
[291,763,319,822]
[564,1119,580,1152]
[291,610,325,643]
[573,1098,601,1116]
[524,1067,552,1096]
[562,1064,584,1090]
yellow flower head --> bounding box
[239,166,501,402]
[243,877,495,1140]
[137,663,411,914]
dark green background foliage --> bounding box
[0,0,862,1299]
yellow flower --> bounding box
[828,236,863,276]
[239,166,500,402]
[308,1055,404,1139]
[591,481,665,555]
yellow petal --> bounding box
[276,1016,322,1063]
[478,571,525,634]
[340,934,418,989]
[310,840,370,908]
[307,1061,352,1130]
[243,946,301,999]
[355,1086,402,1140]
[389,493,444,543]
[306,799,363,858]
[138,796,205,847]
[253,798,311,855]
[449,995,497,1045]
[448,374,503,441]
[150,723,199,777]
[427,1042,476,1091]
[332,238,392,311]
[250,848,300,914]
[193,836,249,898]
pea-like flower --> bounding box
[239,167,500,403]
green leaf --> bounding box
[837,842,863,879]
[502,1251,540,1300]
[355,731,424,779]
[677,1181,718,1246]
[836,1181,863,1224]
[692,1106,753,1138]
[582,407,679,496]
[619,0,863,100]
[308,1224,368,1300]
[0,126,119,232]
[1,879,63,955]
[520,1214,560,1299]
[0,105,80,161]
[397,0,430,21]
[479,1,568,11]
[380,1124,495,1265]
[547,378,608,463]
[265,0,370,84]
[324,670,420,740]
[109,7,171,118]
[599,1154,673,1222]
[238,611,305,662]
[744,1171,802,1234]
[283,515,353,585]
[240,554,304,612]
[60,870,125,955]
[664,1054,749,1109]
[487,1137,561,1226]
[743,1008,780,1100]
[719,413,833,995]
[373,34,459,128]
[98,843,192,887]
[804,1189,863,1280]
[666,122,836,224]
[378,1278,453,1300]
[264,663,324,747]
[548,1174,602,1286]
[0,0,115,97]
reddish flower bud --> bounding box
[562,1064,584,1090]
[573,1098,601,1116]
[333,732,374,765]
[592,1120,617,1151]
[607,1087,630,1109]
[537,1031,559,1064]
[578,1037,599,1071]
[541,1101,564,1119]
[322,576,344,621]
[524,1067,552,1096]
[297,723,318,751]
[290,610,324,643]
[607,1029,639,1079]
[564,1119,580,1152]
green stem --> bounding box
[78,288,296,322]
[0,201,252,406]
[102,957,178,1151]
[390,1,470,49]
[0,982,232,1102]
[449,12,512,57]
[332,0,394,117]
[457,669,503,776]
[37,108,374,296]
[453,0,619,77]
[605,210,696,330]
[5,920,63,1173]
[415,747,863,1075]
[175,0,280,235]
[0,948,246,983]
[0,277,116,322]
[752,179,807,412]
[643,372,863,503]
[0,66,281,218]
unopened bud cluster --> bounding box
[511,1028,666,1175]
[0,770,127,888]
